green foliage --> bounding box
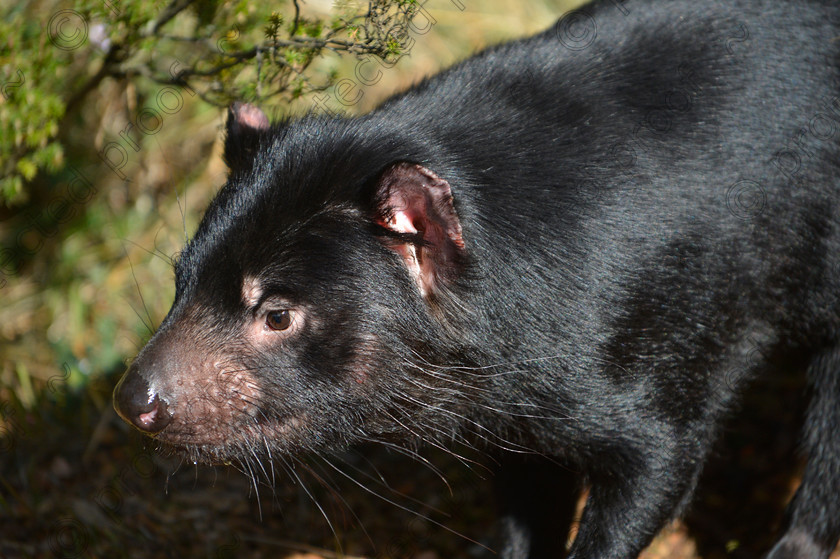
[0,13,67,202]
[0,0,420,206]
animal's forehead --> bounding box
[174,184,366,300]
[174,114,418,294]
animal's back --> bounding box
[362,0,840,352]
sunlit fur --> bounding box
[116,0,840,557]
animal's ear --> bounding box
[373,162,466,298]
[224,102,270,171]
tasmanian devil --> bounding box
[113,0,840,556]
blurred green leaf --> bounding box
[0,0,415,206]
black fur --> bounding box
[114,0,840,557]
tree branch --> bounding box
[151,0,196,34]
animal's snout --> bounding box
[113,366,172,434]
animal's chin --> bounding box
[151,414,312,465]
[163,441,241,466]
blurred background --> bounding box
[1,0,837,558]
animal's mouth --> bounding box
[161,441,240,466]
[152,412,309,465]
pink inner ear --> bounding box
[375,163,465,298]
[233,102,270,130]
[382,205,425,295]
[388,207,419,235]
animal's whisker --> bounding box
[317,452,493,553]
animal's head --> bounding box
[112,104,471,464]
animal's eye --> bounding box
[266,310,294,331]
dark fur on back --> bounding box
[115,0,840,557]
